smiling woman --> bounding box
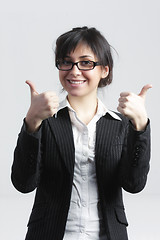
[11,26,151,240]
[55,26,113,87]
[57,42,109,102]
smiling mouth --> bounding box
[67,80,86,85]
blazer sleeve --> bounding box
[11,120,43,193]
[118,119,151,193]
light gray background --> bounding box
[0,0,159,239]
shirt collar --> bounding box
[55,97,121,121]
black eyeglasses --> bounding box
[56,60,101,71]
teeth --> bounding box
[69,80,85,84]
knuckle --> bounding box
[125,96,131,101]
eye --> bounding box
[61,60,72,66]
[80,60,93,66]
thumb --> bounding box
[138,84,152,99]
[25,80,39,97]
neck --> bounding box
[67,94,98,125]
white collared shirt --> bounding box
[57,98,121,240]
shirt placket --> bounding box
[79,126,89,238]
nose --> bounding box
[69,64,81,76]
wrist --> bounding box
[131,116,148,131]
[25,114,42,133]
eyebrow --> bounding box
[79,55,93,59]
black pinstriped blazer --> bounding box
[11,107,151,240]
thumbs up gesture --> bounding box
[25,80,59,133]
[117,84,152,131]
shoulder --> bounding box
[104,111,128,124]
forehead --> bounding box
[66,42,96,59]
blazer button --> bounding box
[132,157,138,167]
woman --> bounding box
[11,26,151,240]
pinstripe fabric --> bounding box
[11,108,151,240]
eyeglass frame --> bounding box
[56,60,101,71]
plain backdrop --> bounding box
[0,0,160,239]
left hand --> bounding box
[117,84,152,131]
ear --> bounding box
[101,66,109,78]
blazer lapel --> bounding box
[95,113,121,165]
[47,107,75,175]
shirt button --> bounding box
[82,201,86,207]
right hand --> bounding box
[25,80,59,133]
